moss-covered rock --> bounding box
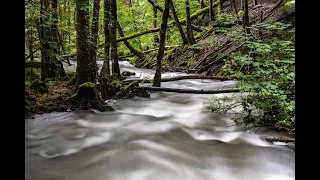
[66,82,114,112]
[30,79,48,93]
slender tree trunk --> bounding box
[76,0,96,84]
[28,27,34,80]
[110,0,120,76]
[153,0,170,87]
[117,22,144,58]
[254,0,258,6]
[169,1,188,45]
[90,0,100,80]
[101,0,110,76]
[217,0,222,14]
[51,0,65,77]
[243,0,250,34]
[152,0,159,48]
[209,0,215,24]
[185,0,196,45]
[232,0,240,23]
[68,2,71,45]
[39,0,51,81]
[200,0,205,8]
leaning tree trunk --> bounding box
[185,0,196,45]
[75,0,96,84]
[243,0,250,34]
[52,0,66,77]
[153,0,170,87]
[117,22,144,58]
[89,0,100,79]
[110,0,120,76]
[169,1,188,45]
[101,0,111,77]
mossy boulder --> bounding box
[30,79,48,93]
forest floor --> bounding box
[25,79,75,118]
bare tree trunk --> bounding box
[185,0,196,45]
[75,0,96,84]
[152,0,159,48]
[254,0,258,6]
[232,0,240,22]
[52,0,66,77]
[39,0,50,81]
[90,0,100,79]
[153,0,170,87]
[28,27,34,80]
[200,0,205,8]
[169,1,188,45]
[117,22,144,58]
[243,0,250,34]
[110,0,120,76]
[101,0,110,77]
[209,0,215,24]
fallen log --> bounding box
[261,136,295,143]
[125,75,240,83]
[136,87,239,94]
[25,61,56,68]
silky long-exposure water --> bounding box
[25,61,295,180]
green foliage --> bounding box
[207,22,295,132]
[215,13,237,26]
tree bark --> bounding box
[243,0,250,34]
[27,27,34,80]
[39,0,51,81]
[153,0,170,87]
[101,0,111,77]
[200,0,205,8]
[89,0,100,79]
[185,0,196,45]
[110,0,120,76]
[152,0,159,48]
[169,1,188,45]
[117,22,144,58]
[209,0,215,23]
[76,0,96,84]
[52,0,66,77]
[137,87,239,94]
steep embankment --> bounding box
[129,0,295,75]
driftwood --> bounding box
[136,87,239,94]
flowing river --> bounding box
[25,60,295,180]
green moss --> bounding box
[31,79,48,93]
[79,82,95,88]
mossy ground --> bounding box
[25,79,75,118]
